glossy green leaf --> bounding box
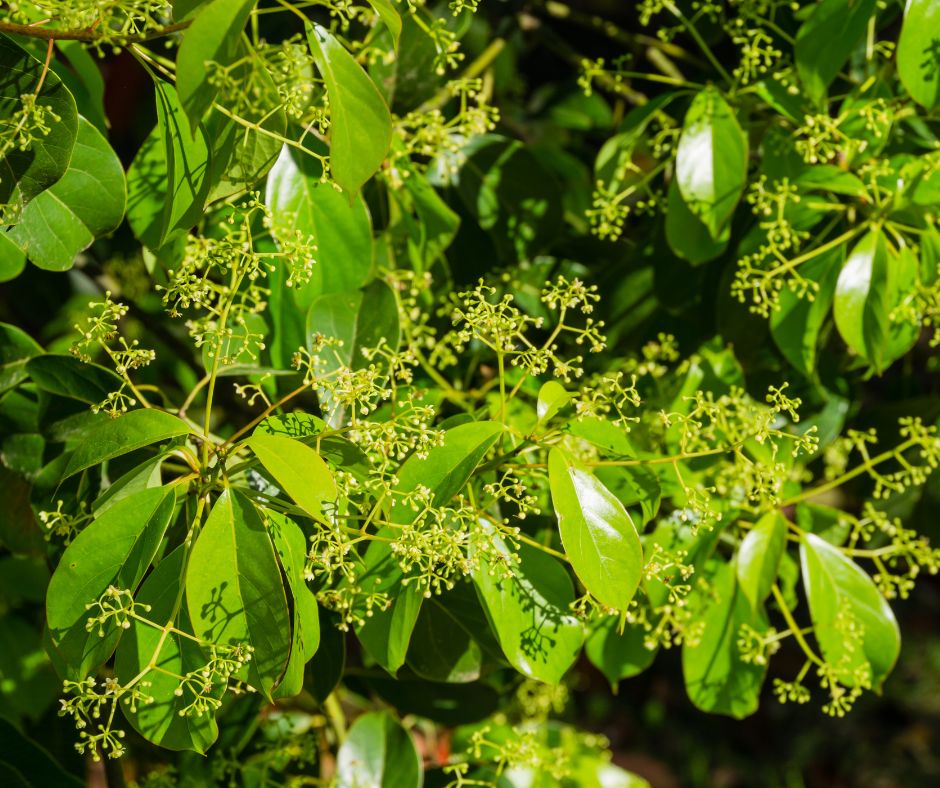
[176,0,256,125]
[537,381,570,424]
[248,432,337,521]
[801,532,900,689]
[794,0,877,104]
[9,118,125,271]
[127,80,211,248]
[736,512,787,613]
[898,0,940,110]
[770,245,842,375]
[0,34,78,208]
[45,487,176,679]
[472,524,584,684]
[306,22,392,194]
[675,87,748,240]
[186,490,292,699]
[115,546,219,752]
[0,323,42,394]
[548,448,643,610]
[336,711,422,788]
[585,616,657,688]
[832,229,891,371]
[0,231,26,281]
[62,409,191,479]
[268,512,320,699]
[682,562,768,718]
[265,144,373,315]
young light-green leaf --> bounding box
[801,532,900,689]
[186,489,292,699]
[248,432,337,522]
[736,511,787,613]
[675,87,748,241]
[335,711,422,788]
[898,0,940,110]
[585,616,657,689]
[62,409,191,479]
[832,229,891,371]
[548,448,643,610]
[45,487,176,679]
[176,0,256,125]
[305,22,392,195]
[9,117,126,271]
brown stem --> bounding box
[0,18,191,43]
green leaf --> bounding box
[366,0,402,48]
[585,616,657,688]
[548,448,643,611]
[305,22,392,194]
[248,432,337,521]
[25,353,120,405]
[536,381,570,424]
[0,232,26,281]
[675,87,748,240]
[801,532,900,689]
[794,0,877,104]
[336,711,422,788]
[62,409,191,479]
[472,524,585,684]
[682,562,767,718]
[0,323,42,394]
[268,512,320,699]
[45,487,176,679]
[186,489,292,699]
[736,512,787,613]
[356,421,503,673]
[127,80,211,248]
[264,147,375,287]
[770,245,842,376]
[0,34,78,208]
[898,0,940,110]
[9,118,125,271]
[832,229,892,371]
[176,0,256,125]
[399,170,460,271]
[664,177,729,264]
[114,546,219,752]
[307,279,401,370]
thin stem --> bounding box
[0,18,192,42]
[771,584,824,668]
[221,384,309,450]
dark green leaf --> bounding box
[306,23,392,194]
[794,0,877,104]
[186,489,292,698]
[0,718,83,787]
[336,711,422,788]
[0,323,42,394]
[45,487,176,679]
[26,353,120,405]
[675,87,748,240]
[665,177,729,264]
[801,532,900,689]
[115,546,219,752]
[548,448,643,611]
